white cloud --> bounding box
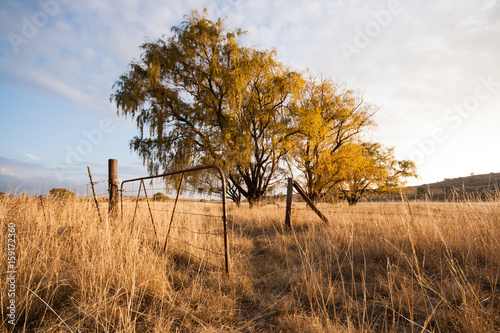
[25,153,41,161]
[0,167,15,176]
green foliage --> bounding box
[152,192,168,202]
[49,188,75,199]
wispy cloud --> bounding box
[0,167,15,176]
[25,153,41,161]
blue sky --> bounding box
[1,0,499,195]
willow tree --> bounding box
[338,142,418,205]
[111,10,300,206]
[289,77,376,201]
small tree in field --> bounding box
[152,192,168,202]
[49,188,75,199]
[338,142,418,205]
[289,76,376,202]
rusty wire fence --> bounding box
[120,166,230,274]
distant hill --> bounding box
[417,172,500,191]
[364,172,500,202]
[411,172,500,201]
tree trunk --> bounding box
[247,196,257,208]
[234,196,241,207]
[347,195,359,205]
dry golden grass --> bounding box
[1,195,499,332]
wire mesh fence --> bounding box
[120,165,230,274]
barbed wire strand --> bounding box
[131,205,221,219]
[170,225,224,236]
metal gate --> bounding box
[120,165,230,275]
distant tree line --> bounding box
[0,189,76,200]
[111,10,417,206]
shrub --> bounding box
[152,192,168,202]
[49,188,75,199]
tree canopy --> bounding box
[338,142,418,205]
[112,10,302,206]
[111,10,417,206]
[288,76,377,201]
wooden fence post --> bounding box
[108,159,119,220]
[285,178,293,228]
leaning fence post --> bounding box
[292,181,330,224]
[285,178,293,229]
[108,159,119,220]
[88,166,104,225]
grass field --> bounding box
[1,196,499,332]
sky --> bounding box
[0,0,499,196]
